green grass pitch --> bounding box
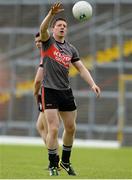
[0,144,132,179]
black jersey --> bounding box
[40,36,80,90]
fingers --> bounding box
[54,2,61,7]
[51,2,64,15]
[92,85,101,97]
[51,2,60,9]
[95,87,101,97]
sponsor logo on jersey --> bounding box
[41,44,72,68]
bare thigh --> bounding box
[59,110,77,130]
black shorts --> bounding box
[41,87,77,111]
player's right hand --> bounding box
[50,2,64,15]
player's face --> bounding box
[52,20,67,38]
[35,36,42,49]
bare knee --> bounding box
[36,121,43,135]
[49,126,59,139]
[65,123,76,135]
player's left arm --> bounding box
[73,60,101,97]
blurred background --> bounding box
[0,0,132,146]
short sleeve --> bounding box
[41,37,54,51]
[70,44,80,63]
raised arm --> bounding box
[73,60,101,97]
[40,2,64,42]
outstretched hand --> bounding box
[91,84,101,97]
[50,2,64,15]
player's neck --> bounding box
[53,34,65,43]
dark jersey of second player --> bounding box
[40,36,80,90]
